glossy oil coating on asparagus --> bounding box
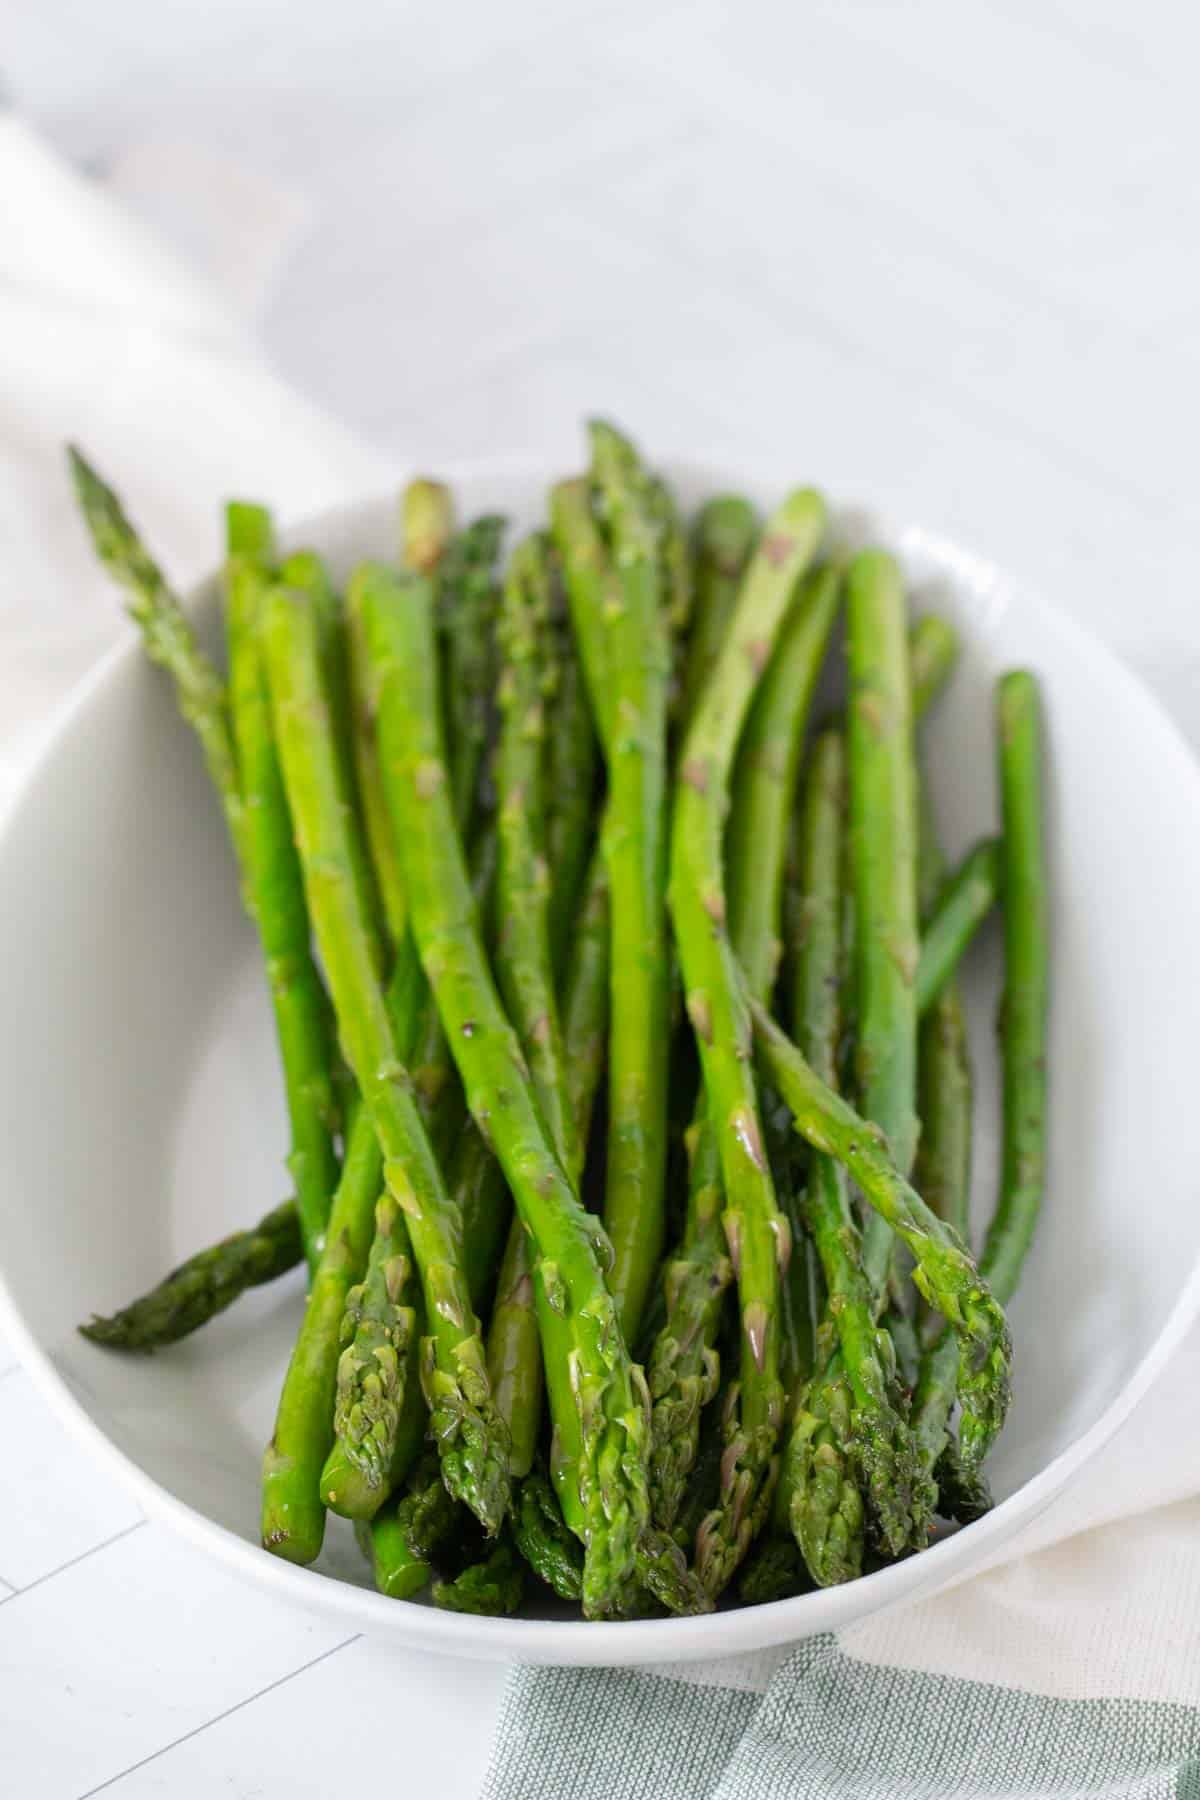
[359,562,652,1619]
[668,486,827,1595]
[261,585,509,1546]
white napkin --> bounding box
[0,113,384,801]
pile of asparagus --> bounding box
[70,421,1046,1619]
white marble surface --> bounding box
[5,1,1200,1793]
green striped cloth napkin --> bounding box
[483,1333,1200,1799]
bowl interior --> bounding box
[2,462,1199,1660]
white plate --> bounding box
[1,460,1199,1667]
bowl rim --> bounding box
[3,460,1200,1665]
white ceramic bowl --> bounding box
[2,460,1200,1667]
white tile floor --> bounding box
[5,1,1200,1791]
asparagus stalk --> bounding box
[436,512,507,836]
[511,1464,584,1600]
[911,673,1045,1491]
[916,839,1001,1015]
[345,559,410,950]
[738,1531,808,1605]
[983,672,1048,1298]
[549,478,617,748]
[318,499,467,1523]
[280,548,389,959]
[358,1451,458,1599]
[670,486,827,1595]
[785,733,933,1569]
[649,474,692,640]
[68,447,248,867]
[487,535,586,1481]
[749,998,1012,1471]
[560,847,610,1155]
[327,1191,418,1507]
[261,1098,390,1560]
[792,733,932,1560]
[678,496,759,734]
[779,1334,864,1587]
[224,511,343,1272]
[647,561,839,1531]
[585,421,673,1344]
[544,570,600,978]
[80,1202,303,1350]
[262,585,509,1539]
[846,551,921,1301]
[359,562,651,1619]
[909,614,960,719]
[68,451,347,1278]
[646,1122,730,1531]
[433,1536,525,1616]
[727,564,842,999]
[493,535,580,1176]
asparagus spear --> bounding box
[647,562,839,1531]
[846,551,921,1300]
[80,1202,302,1350]
[784,731,933,1565]
[345,557,411,951]
[909,614,960,719]
[649,474,692,640]
[916,839,1001,1015]
[224,510,344,1273]
[281,548,390,958]
[262,585,510,1539]
[494,535,580,1176]
[511,1464,584,1601]
[912,673,1046,1492]
[357,1451,458,1599]
[914,984,973,1268]
[983,672,1048,1298]
[679,497,759,734]
[778,1334,864,1587]
[727,564,842,999]
[359,563,651,1620]
[68,447,248,866]
[549,477,617,747]
[487,535,587,1480]
[584,421,673,1344]
[322,501,499,1520]
[749,998,1012,1471]
[738,1531,808,1605]
[544,569,600,978]
[433,1535,525,1615]
[262,1097,391,1560]
[670,486,827,1595]
[69,452,346,1280]
[559,847,610,1155]
[436,511,507,836]
[646,1122,730,1531]
[911,804,973,1422]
